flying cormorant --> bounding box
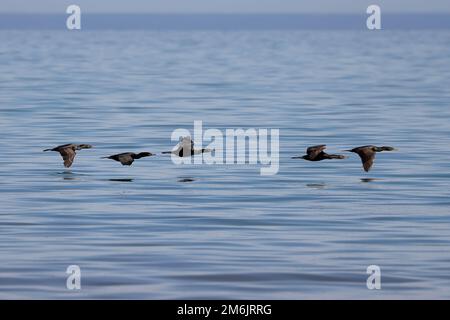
[292,145,346,161]
[102,152,154,166]
[162,136,212,157]
[345,145,396,172]
[43,144,92,168]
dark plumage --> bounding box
[345,145,396,172]
[43,144,92,168]
[162,136,212,157]
[292,145,346,161]
[102,152,154,166]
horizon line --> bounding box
[2,13,450,30]
[2,12,450,15]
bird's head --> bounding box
[77,144,93,150]
[136,152,153,158]
[375,146,397,152]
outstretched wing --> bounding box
[173,136,193,156]
[59,147,76,168]
[180,136,194,148]
[307,145,326,160]
[356,149,376,172]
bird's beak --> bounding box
[343,150,352,152]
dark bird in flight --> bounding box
[292,145,346,161]
[43,144,92,168]
[162,136,213,157]
[344,145,396,172]
[102,152,154,166]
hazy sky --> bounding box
[1,0,450,13]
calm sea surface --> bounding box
[1,30,450,299]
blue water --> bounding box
[1,30,450,299]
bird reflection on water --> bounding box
[178,177,196,183]
[306,183,327,189]
[360,178,382,183]
[108,178,134,183]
